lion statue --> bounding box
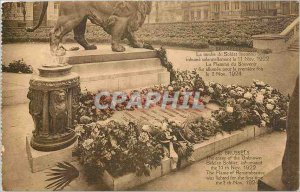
[26,1,152,56]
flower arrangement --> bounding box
[75,90,114,124]
[183,116,222,142]
[74,120,164,180]
[73,48,289,182]
[212,80,289,131]
[74,119,200,181]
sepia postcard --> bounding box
[1,0,299,191]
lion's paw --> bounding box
[131,42,144,48]
[112,44,126,52]
[85,44,97,50]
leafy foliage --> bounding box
[45,162,79,191]
[2,59,33,73]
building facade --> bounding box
[148,1,299,23]
[2,2,59,27]
[2,1,299,26]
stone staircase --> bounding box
[288,38,299,51]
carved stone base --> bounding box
[26,136,77,173]
[31,131,77,152]
[28,64,80,152]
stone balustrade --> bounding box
[253,17,299,52]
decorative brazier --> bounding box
[27,65,80,151]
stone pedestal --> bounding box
[27,65,80,152]
[63,47,170,92]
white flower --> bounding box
[168,86,174,91]
[274,109,280,115]
[204,81,209,87]
[244,92,253,99]
[261,113,269,123]
[237,91,244,97]
[174,119,182,125]
[260,120,266,127]
[209,81,216,86]
[250,87,258,94]
[208,87,214,93]
[82,139,94,150]
[254,80,266,87]
[260,89,266,94]
[161,122,168,131]
[74,125,85,136]
[199,88,204,92]
[139,132,149,142]
[266,86,273,91]
[91,127,100,138]
[165,131,173,140]
[110,138,118,148]
[216,84,222,90]
[179,75,183,82]
[226,106,234,113]
[235,87,245,92]
[142,125,151,132]
[272,96,279,102]
[185,85,191,90]
[255,94,264,104]
[261,113,269,119]
[266,90,272,95]
[267,99,275,104]
[229,90,237,96]
[209,117,216,122]
[104,153,112,160]
[226,85,232,89]
[266,103,274,110]
[253,110,261,117]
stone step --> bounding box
[64,47,157,65]
[80,69,170,92]
[288,48,299,51]
[80,68,166,81]
[289,44,299,48]
[71,58,163,75]
[65,48,171,92]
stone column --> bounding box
[27,65,80,151]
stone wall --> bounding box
[2,15,296,48]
